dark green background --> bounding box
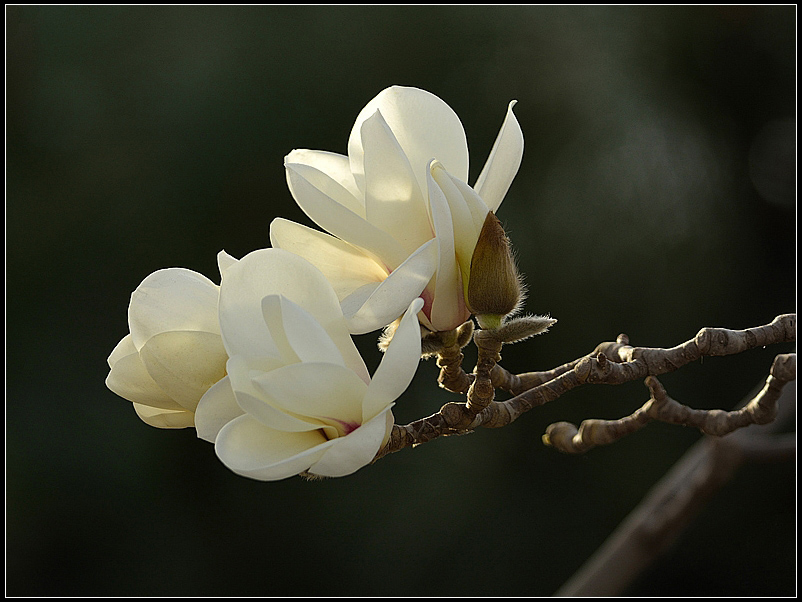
[6,5,796,596]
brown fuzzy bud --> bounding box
[466,212,524,329]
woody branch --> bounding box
[374,313,796,461]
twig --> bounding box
[375,314,796,460]
[553,376,796,596]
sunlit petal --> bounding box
[474,100,524,213]
[286,164,408,270]
[285,155,365,217]
[348,86,469,196]
[343,239,436,335]
[427,163,468,331]
[361,111,432,254]
[285,149,362,202]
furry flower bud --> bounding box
[465,212,523,330]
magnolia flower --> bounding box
[106,268,228,428]
[271,85,524,335]
[194,248,423,481]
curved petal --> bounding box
[215,414,334,481]
[128,268,220,351]
[219,248,346,359]
[362,298,423,419]
[106,336,184,411]
[250,362,367,432]
[427,163,469,331]
[263,294,346,368]
[307,406,394,478]
[138,330,228,411]
[284,155,365,217]
[217,250,239,275]
[133,403,195,429]
[194,376,244,443]
[269,218,388,301]
[473,100,524,213]
[342,239,437,335]
[431,162,485,281]
[360,111,432,254]
[348,86,469,197]
[285,149,362,202]
[285,163,408,270]
[226,355,325,433]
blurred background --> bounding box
[6,5,796,596]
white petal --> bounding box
[343,239,437,335]
[133,403,195,429]
[263,294,346,368]
[224,249,369,381]
[360,111,433,254]
[194,376,244,443]
[285,149,362,202]
[427,164,468,331]
[348,86,469,197]
[431,162,484,282]
[250,362,367,432]
[215,414,334,481]
[217,250,239,275]
[474,100,524,213]
[307,406,394,478]
[128,268,220,351]
[269,218,388,301]
[138,330,228,411]
[218,248,348,359]
[285,155,365,217]
[285,163,408,270]
[106,338,184,411]
[226,355,325,433]
[362,298,423,419]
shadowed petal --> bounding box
[343,239,436,335]
[215,414,334,481]
[362,298,423,419]
[138,330,228,411]
[194,376,244,443]
[133,403,195,429]
[270,218,388,301]
[307,406,394,478]
[128,268,220,351]
[106,335,183,411]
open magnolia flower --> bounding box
[194,248,423,481]
[105,267,228,428]
[271,85,524,335]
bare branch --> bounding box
[544,353,796,453]
[374,314,796,461]
[553,377,796,597]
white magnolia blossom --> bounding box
[105,268,228,428]
[271,85,524,335]
[194,248,423,481]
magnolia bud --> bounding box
[466,212,524,329]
